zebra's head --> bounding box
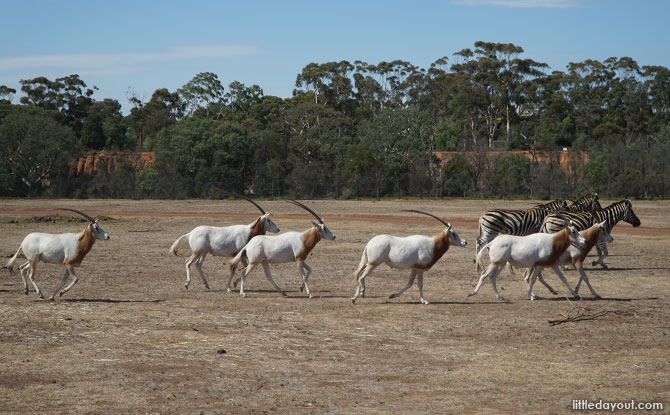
[623,200,641,227]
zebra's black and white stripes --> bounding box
[476,199,568,256]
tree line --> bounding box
[1,41,669,200]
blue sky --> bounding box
[2,0,669,113]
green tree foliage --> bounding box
[441,154,473,197]
[178,72,225,117]
[490,152,530,197]
[152,118,251,198]
[4,43,670,199]
[0,112,79,196]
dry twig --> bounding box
[548,305,635,326]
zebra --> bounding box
[565,192,601,213]
[531,199,570,212]
[475,199,568,261]
[541,200,641,268]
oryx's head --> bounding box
[401,209,467,247]
[566,220,586,246]
[288,200,335,241]
[233,193,280,233]
[261,213,280,233]
[56,208,110,241]
[596,220,614,243]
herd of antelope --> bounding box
[5,192,641,303]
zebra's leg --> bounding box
[592,241,609,269]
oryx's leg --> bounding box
[526,268,558,295]
[232,257,248,288]
[193,252,210,290]
[238,263,258,298]
[416,271,429,305]
[51,268,71,301]
[574,262,600,299]
[261,261,286,297]
[550,265,578,298]
[19,261,30,295]
[58,265,79,298]
[26,260,44,299]
[526,266,543,300]
[469,264,502,299]
[297,262,313,298]
[184,252,200,289]
[352,263,377,304]
[389,269,417,300]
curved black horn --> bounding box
[227,192,266,214]
[401,209,449,227]
[55,208,96,223]
[287,200,323,223]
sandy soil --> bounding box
[0,198,668,414]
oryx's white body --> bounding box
[525,221,613,299]
[351,224,467,305]
[169,213,279,289]
[227,200,335,298]
[472,223,586,300]
[6,211,110,300]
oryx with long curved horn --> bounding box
[169,194,279,289]
[227,200,335,298]
[351,209,467,305]
[6,208,111,300]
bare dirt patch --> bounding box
[1,198,668,414]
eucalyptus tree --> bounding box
[0,85,16,104]
[19,74,96,136]
[0,112,79,196]
[177,72,225,117]
[224,81,263,120]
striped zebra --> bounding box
[476,199,568,259]
[566,192,601,213]
[541,200,641,268]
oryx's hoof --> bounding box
[420,299,430,305]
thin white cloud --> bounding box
[0,44,262,74]
[453,0,582,7]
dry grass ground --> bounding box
[0,198,668,414]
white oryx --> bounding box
[6,208,110,300]
[523,221,613,299]
[471,221,587,300]
[351,210,468,305]
[169,195,279,289]
[227,200,335,298]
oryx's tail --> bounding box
[353,248,368,283]
[475,242,492,274]
[169,232,191,256]
[229,247,248,273]
[6,245,23,274]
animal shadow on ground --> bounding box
[61,298,165,304]
[533,296,659,302]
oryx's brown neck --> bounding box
[247,217,266,243]
[296,226,321,262]
[573,224,600,263]
[65,225,95,266]
[413,230,451,270]
[536,228,570,266]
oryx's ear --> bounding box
[312,221,320,228]
[447,223,452,231]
